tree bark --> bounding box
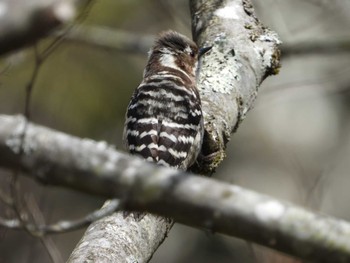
[190,0,281,174]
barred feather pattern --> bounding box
[124,71,203,170]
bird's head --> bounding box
[145,30,211,81]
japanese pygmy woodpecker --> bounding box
[124,30,211,170]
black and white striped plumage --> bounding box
[123,31,208,170]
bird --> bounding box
[123,30,212,171]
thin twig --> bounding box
[40,23,75,61]
[26,194,64,263]
[8,44,42,236]
[9,170,29,229]
[0,199,120,234]
[41,0,95,61]
[24,45,42,119]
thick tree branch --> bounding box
[190,0,281,174]
[68,211,172,263]
[0,115,350,262]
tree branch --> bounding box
[0,0,88,57]
[0,115,350,262]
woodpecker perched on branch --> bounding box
[124,30,211,170]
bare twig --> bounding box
[9,169,31,232]
[25,45,42,119]
[25,194,64,263]
[40,0,95,61]
[42,199,121,233]
[0,198,120,234]
[7,44,43,240]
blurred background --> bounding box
[0,0,350,262]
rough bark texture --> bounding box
[68,207,172,263]
[190,0,281,174]
[2,116,350,262]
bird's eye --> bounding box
[190,50,195,57]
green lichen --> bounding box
[264,47,281,79]
[244,23,253,30]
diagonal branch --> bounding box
[0,115,350,262]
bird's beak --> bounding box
[199,46,212,57]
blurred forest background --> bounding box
[1,0,350,262]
